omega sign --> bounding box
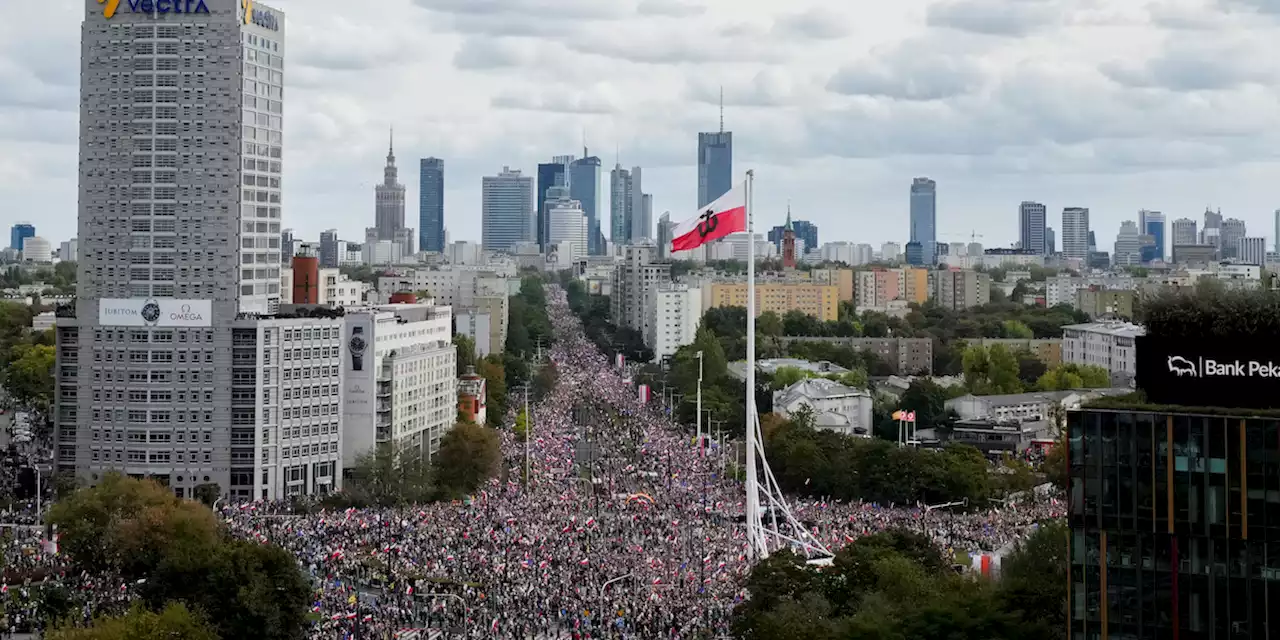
[98,299,212,328]
[1136,336,1280,409]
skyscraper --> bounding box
[569,153,602,255]
[1238,236,1266,266]
[1220,218,1246,259]
[544,185,587,262]
[610,164,635,245]
[697,90,733,208]
[1274,209,1280,254]
[319,229,339,268]
[1113,220,1140,266]
[1018,201,1046,254]
[9,223,34,252]
[481,167,535,252]
[418,158,444,253]
[656,212,674,259]
[1045,227,1056,254]
[374,129,407,255]
[536,156,573,251]
[1171,218,1197,247]
[908,178,937,265]
[62,0,294,494]
[1062,207,1091,260]
[1138,210,1165,262]
[634,189,653,242]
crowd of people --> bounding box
[0,285,1063,638]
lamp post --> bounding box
[696,350,704,454]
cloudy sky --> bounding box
[5,0,1280,252]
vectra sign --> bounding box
[1136,336,1280,409]
[99,0,210,18]
[242,0,280,31]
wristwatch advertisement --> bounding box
[349,327,367,371]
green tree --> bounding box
[192,483,221,507]
[962,344,1022,394]
[0,300,34,362]
[477,355,506,427]
[770,366,811,390]
[998,520,1069,639]
[756,310,784,337]
[1036,363,1110,390]
[454,333,476,376]
[48,603,219,640]
[46,473,221,578]
[514,408,530,442]
[431,422,501,497]
[1000,319,1034,339]
[532,360,558,399]
[344,443,434,506]
[4,343,54,412]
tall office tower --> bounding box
[318,229,339,268]
[1170,218,1197,247]
[374,129,408,255]
[1061,207,1091,260]
[1238,236,1267,265]
[610,164,635,245]
[697,90,733,208]
[1275,209,1280,254]
[1220,218,1247,259]
[545,185,588,262]
[569,152,602,255]
[1112,220,1141,266]
[1018,201,1047,254]
[418,158,444,253]
[61,0,289,494]
[481,167,535,252]
[1045,227,1056,254]
[10,223,35,251]
[1087,230,1097,253]
[1137,210,1165,262]
[634,190,653,242]
[536,157,572,251]
[656,212,674,259]
[908,177,937,265]
[792,220,818,252]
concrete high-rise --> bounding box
[1220,218,1246,260]
[569,153,602,255]
[1062,207,1091,260]
[610,164,636,245]
[418,158,444,253]
[545,185,588,262]
[1171,218,1197,247]
[61,0,301,497]
[374,129,409,255]
[656,212,674,259]
[481,167,535,252]
[908,178,937,265]
[319,229,339,268]
[1018,201,1046,254]
[1113,220,1141,266]
[1046,227,1056,254]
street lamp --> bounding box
[696,350,704,455]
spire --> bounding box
[387,126,396,163]
[719,86,724,133]
[582,127,588,158]
[784,201,793,231]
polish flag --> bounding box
[670,183,747,252]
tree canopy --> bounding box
[431,422,501,498]
[47,603,219,640]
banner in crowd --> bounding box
[638,384,651,403]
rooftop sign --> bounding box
[99,0,210,18]
[1136,336,1280,409]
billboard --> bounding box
[1135,336,1280,409]
[98,299,211,328]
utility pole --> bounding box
[523,384,532,487]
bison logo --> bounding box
[1168,355,1198,377]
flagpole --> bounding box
[744,169,762,560]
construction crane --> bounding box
[940,230,986,242]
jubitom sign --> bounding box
[1136,335,1280,409]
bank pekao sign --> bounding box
[1136,336,1280,409]
[99,298,211,328]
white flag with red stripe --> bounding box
[671,183,747,252]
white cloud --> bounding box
[7,0,1280,250]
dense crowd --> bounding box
[0,285,1063,638]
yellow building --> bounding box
[811,268,855,301]
[708,281,839,321]
[900,267,930,303]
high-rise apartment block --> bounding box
[930,269,991,310]
[1019,201,1046,254]
[419,158,444,253]
[909,178,937,265]
[1062,207,1091,260]
[611,243,670,335]
[481,167,534,252]
[60,0,291,497]
[645,284,701,361]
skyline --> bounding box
[8,0,1280,249]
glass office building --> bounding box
[1068,408,1280,640]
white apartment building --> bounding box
[1062,321,1144,387]
[611,243,671,336]
[773,378,874,438]
[364,240,405,266]
[280,267,368,308]
[455,310,494,356]
[342,304,456,468]
[1045,274,1143,308]
[447,241,482,265]
[230,311,344,501]
[21,237,52,264]
[645,284,701,361]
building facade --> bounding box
[609,164,634,246]
[481,167,534,253]
[10,223,34,252]
[374,132,410,255]
[1067,407,1280,639]
[419,157,444,253]
[545,186,588,262]
[707,281,839,322]
[611,243,671,336]
[697,131,733,208]
[1019,201,1046,255]
[536,158,570,252]
[909,178,937,265]
[1063,207,1091,260]
[341,304,455,467]
[569,154,602,255]
[1062,321,1143,387]
[57,0,288,493]
[645,284,700,362]
[1139,210,1165,262]
[930,269,991,310]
